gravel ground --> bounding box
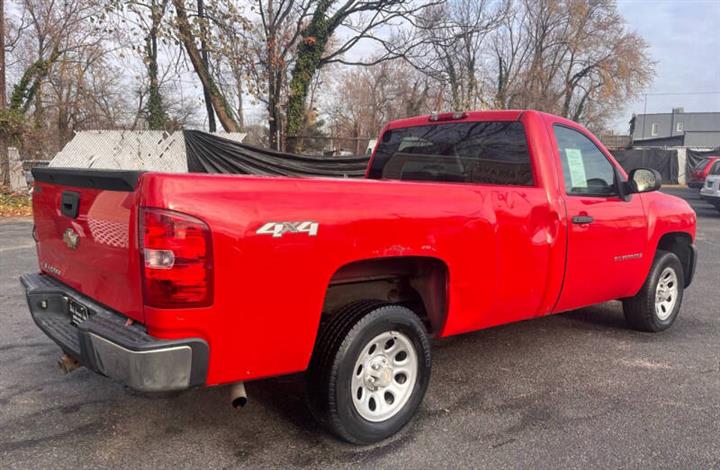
[1,187,719,469]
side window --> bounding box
[553,125,618,196]
[711,161,720,175]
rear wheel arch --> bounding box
[320,256,449,336]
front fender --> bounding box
[638,191,696,288]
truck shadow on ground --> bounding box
[0,301,670,464]
[244,302,632,444]
[560,302,629,331]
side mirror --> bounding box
[627,168,662,193]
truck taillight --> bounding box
[140,208,213,308]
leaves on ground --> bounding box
[0,186,32,217]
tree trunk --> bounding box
[1,0,8,183]
[266,33,280,150]
[146,3,168,130]
[0,0,5,111]
[10,46,61,112]
[197,0,216,132]
[172,0,238,132]
[285,0,334,153]
[447,60,461,110]
[234,66,244,129]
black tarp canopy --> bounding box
[184,130,370,178]
[186,130,715,185]
[686,147,720,173]
[611,148,679,184]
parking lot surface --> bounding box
[1,187,719,469]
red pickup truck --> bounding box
[688,156,720,189]
[22,110,696,444]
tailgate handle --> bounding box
[61,191,80,218]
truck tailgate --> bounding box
[31,168,145,322]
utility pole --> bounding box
[640,93,647,141]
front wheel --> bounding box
[622,250,684,332]
[306,301,431,444]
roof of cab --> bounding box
[385,110,530,131]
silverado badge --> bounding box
[63,227,80,250]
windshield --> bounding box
[368,121,533,186]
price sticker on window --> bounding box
[565,148,587,188]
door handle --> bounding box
[572,215,594,224]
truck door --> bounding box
[551,124,648,312]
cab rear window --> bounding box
[368,121,534,186]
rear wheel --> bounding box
[306,301,431,444]
[622,250,684,332]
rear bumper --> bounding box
[687,181,704,189]
[20,273,208,392]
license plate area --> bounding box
[67,298,91,326]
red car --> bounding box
[22,110,697,444]
[688,156,720,189]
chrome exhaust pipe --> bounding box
[230,382,247,408]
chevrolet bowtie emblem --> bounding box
[63,228,80,250]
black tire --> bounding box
[306,300,431,444]
[622,250,684,332]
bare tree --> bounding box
[1,0,7,183]
[244,0,312,149]
[1,0,6,111]
[196,0,216,131]
[492,0,654,129]
[408,0,509,110]
[8,0,99,113]
[105,0,172,130]
[402,0,653,131]
[168,0,436,150]
[284,0,438,152]
[0,0,656,173]
[1,0,105,177]
[171,0,240,131]
[324,59,438,153]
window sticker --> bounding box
[565,148,587,188]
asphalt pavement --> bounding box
[1,187,719,469]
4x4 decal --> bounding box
[256,221,319,238]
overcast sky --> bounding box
[613,0,720,132]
